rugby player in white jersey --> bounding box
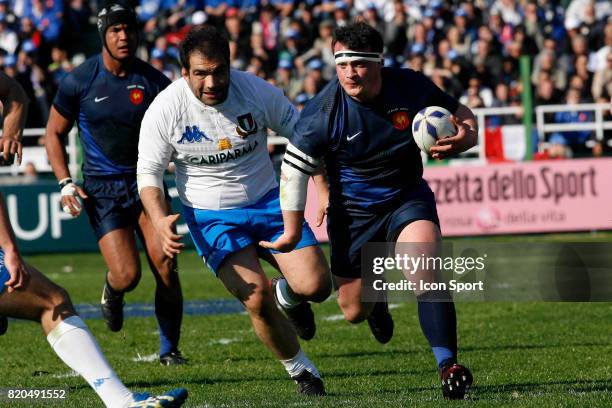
[137,26,331,395]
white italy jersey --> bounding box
[138,70,298,210]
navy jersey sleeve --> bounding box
[52,72,82,120]
[413,71,459,114]
[290,102,329,159]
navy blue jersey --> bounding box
[291,67,459,213]
[53,55,170,176]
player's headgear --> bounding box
[97,3,137,44]
[334,50,383,64]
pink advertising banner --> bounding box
[424,158,612,236]
[304,158,612,240]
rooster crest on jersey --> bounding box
[236,113,258,138]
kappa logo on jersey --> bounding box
[391,111,410,130]
[236,113,258,138]
[178,126,212,144]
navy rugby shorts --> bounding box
[327,180,440,279]
[82,174,169,240]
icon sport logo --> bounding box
[236,113,258,138]
[178,126,212,144]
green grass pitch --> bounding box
[1,234,611,407]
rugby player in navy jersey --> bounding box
[261,23,477,399]
[44,3,185,366]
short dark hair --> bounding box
[179,25,230,70]
[332,22,384,53]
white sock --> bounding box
[280,349,321,379]
[47,316,134,408]
[275,278,302,309]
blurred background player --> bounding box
[137,26,331,395]
[262,23,477,400]
[43,3,185,365]
[0,68,188,408]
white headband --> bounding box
[334,50,383,64]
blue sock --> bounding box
[155,285,183,357]
[417,290,457,368]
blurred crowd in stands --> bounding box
[0,0,611,159]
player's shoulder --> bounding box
[146,78,189,118]
[230,69,280,96]
[60,55,101,88]
[383,67,429,88]
[70,55,101,77]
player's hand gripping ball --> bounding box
[411,106,457,154]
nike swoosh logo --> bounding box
[347,131,362,141]
[94,96,109,103]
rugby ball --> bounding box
[411,106,457,154]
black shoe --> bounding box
[100,282,124,332]
[440,363,473,400]
[271,278,316,340]
[160,351,188,366]
[367,300,394,344]
[292,370,326,396]
[0,315,7,336]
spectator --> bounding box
[384,1,408,61]
[446,24,470,59]
[0,0,18,28]
[523,1,546,51]
[532,49,568,91]
[295,19,335,81]
[361,3,385,35]
[460,76,494,108]
[592,18,612,71]
[223,7,251,67]
[332,1,350,28]
[490,0,523,28]
[549,87,596,157]
[22,162,38,184]
[572,54,594,99]
[47,45,72,87]
[276,59,302,100]
[591,51,612,103]
[0,15,18,55]
[294,92,309,111]
[27,0,63,44]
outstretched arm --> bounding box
[0,71,28,165]
[137,99,181,258]
[260,143,319,252]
